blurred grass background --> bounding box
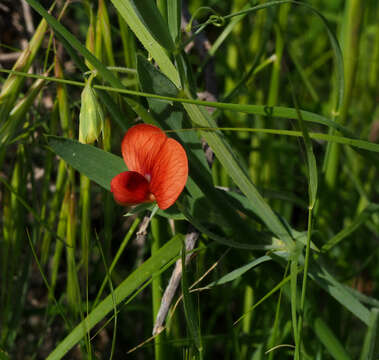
[0,0,378,359]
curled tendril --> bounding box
[186,6,216,32]
[208,15,225,27]
[186,7,225,32]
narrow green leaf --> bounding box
[207,255,271,287]
[234,268,301,326]
[48,136,126,191]
[137,55,178,98]
[313,317,352,360]
[290,77,318,209]
[359,308,379,360]
[309,261,371,326]
[110,0,180,87]
[98,0,116,66]
[181,241,202,352]
[129,0,175,51]
[167,0,181,44]
[322,204,379,253]
[46,234,183,360]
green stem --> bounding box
[240,285,254,360]
[290,257,299,359]
[297,207,313,358]
[103,118,113,263]
[324,0,364,189]
[80,173,91,314]
[151,217,165,360]
[50,186,69,292]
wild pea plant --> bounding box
[0,0,378,359]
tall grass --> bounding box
[0,0,378,359]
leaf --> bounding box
[206,255,272,287]
[167,0,182,44]
[46,234,183,360]
[137,54,178,98]
[181,241,202,352]
[359,308,379,360]
[129,0,175,52]
[110,0,180,87]
[309,260,371,326]
[48,136,126,191]
[289,75,318,208]
[321,204,379,253]
[313,317,352,360]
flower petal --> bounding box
[121,124,167,176]
[150,138,188,210]
[110,171,153,206]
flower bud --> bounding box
[79,75,104,144]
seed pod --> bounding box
[79,75,104,144]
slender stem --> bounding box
[290,257,299,359]
[324,0,364,189]
[151,217,165,360]
[297,207,313,358]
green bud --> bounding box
[79,75,104,144]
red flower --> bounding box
[111,124,188,210]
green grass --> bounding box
[0,0,378,359]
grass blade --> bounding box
[359,308,379,360]
[109,0,180,87]
[313,317,352,360]
[46,234,183,360]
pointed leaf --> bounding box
[129,0,175,51]
[48,136,126,191]
[110,0,180,87]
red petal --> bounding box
[150,138,188,210]
[119,124,188,210]
[110,171,153,206]
[121,124,167,176]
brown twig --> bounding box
[21,0,35,36]
[0,52,22,63]
[152,227,199,335]
[135,215,151,265]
